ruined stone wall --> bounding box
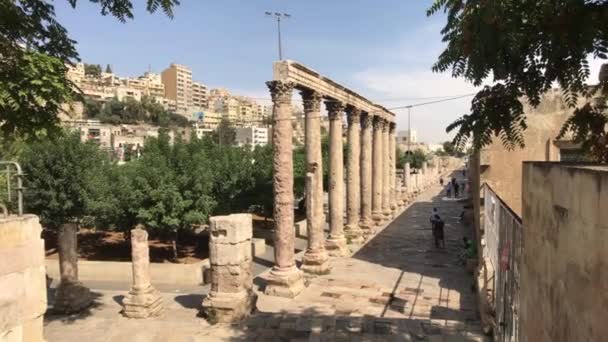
[0,215,46,341]
[521,163,608,342]
[479,89,572,216]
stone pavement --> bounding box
[44,171,487,341]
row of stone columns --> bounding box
[264,80,400,298]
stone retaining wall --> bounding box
[0,215,46,342]
[45,238,267,286]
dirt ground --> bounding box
[44,229,209,264]
[43,215,281,264]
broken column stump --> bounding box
[202,214,257,323]
[122,227,163,318]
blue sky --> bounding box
[56,0,599,143]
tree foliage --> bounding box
[85,95,188,127]
[84,63,102,77]
[0,0,179,139]
[397,149,428,170]
[22,131,108,229]
[439,141,466,158]
[428,0,608,155]
[211,118,236,146]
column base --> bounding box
[202,290,257,323]
[325,236,349,257]
[344,223,365,245]
[382,207,392,218]
[53,281,93,314]
[359,219,375,238]
[372,211,385,226]
[264,266,306,298]
[301,248,331,275]
[123,284,163,319]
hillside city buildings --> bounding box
[62,62,274,158]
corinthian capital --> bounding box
[381,120,389,132]
[361,113,374,129]
[346,107,362,125]
[266,80,295,103]
[389,121,396,133]
[373,116,385,130]
[325,100,345,121]
[300,89,322,113]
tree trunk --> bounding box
[172,230,179,263]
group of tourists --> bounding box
[439,176,464,198]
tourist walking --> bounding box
[446,182,453,198]
[430,214,445,248]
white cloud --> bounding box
[352,66,480,144]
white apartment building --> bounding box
[235,127,269,149]
[123,72,165,99]
[192,81,208,109]
[397,129,417,144]
[189,108,222,129]
[192,122,213,139]
[64,119,113,150]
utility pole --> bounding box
[406,106,412,155]
[265,12,291,60]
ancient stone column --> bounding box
[389,122,397,213]
[264,80,305,298]
[400,165,408,206]
[53,223,92,313]
[372,117,384,225]
[382,121,392,218]
[123,227,163,318]
[359,113,374,233]
[344,107,364,244]
[325,100,349,257]
[404,162,412,195]
[422,162,431,188]
[300,89,330,275]
[202,214,256,323]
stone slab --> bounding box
[251,238,266,256]
[209,213,252,244]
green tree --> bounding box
[398,149,428,170]
[441,141,465,158]
[105,64,112,74]
[84,63,102,77]
[21,131,108,230]
[428,0,608,158]
[1,0,179,139]
[142,95,169,126]
[213,118,236,146]
[83,99,103,118]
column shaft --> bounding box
[372,117,384,224]
[382,121,391,217]
[325,100,348,256]
[359,114,374,234]
[264,80,305,298]
[345,107,363,243]
[389,123,397,212]
[301,89,329,274]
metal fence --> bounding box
[483,184,522,342]
[0,161,24,216]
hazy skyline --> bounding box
[55,0,604,143]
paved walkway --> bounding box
[45,172,486,341]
